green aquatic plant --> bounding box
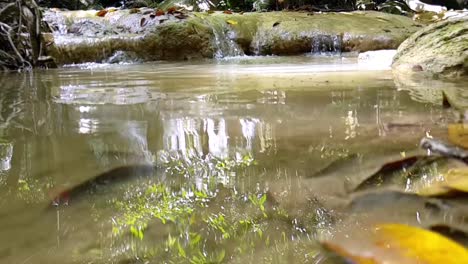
[106,148,299,263]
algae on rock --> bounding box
[392,15,468,79]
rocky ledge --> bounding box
[43,9,422,64]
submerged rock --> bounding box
[44,10,421,64]
[392,15,468,79]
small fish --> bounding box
[273,21,280,27]
[155,9,165,16]
[174,13,188,19]
[167,6,177,14]
[420,137,468,162]
[140,17,147,27]
[96,10,108,17]
[49,165,157,207]
[226,19,238,25]
[223,10,233,14]
[129,8,140,14]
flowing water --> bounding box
[0,55,466,263]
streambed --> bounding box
[0,56,466,263]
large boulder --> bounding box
[392,15,468,79]
[43,9,422,64]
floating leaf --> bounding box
[226,19,238,25]
[324,223,468,264]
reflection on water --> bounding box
[0,56,466,263]
[0,141,13,171]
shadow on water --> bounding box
[0,56,467,263]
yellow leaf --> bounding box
[448,123,468,149]
[375,224,468,264]
[226,19,238,25]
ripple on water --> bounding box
[54,84,166,105]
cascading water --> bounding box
[311,34,342,55]
[204,17,244,59]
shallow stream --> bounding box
[0,55,466,263]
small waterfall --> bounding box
[311,34,342,55]
[204,17,244,59]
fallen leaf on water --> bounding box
[324,223,468,264]
[226,19,238,25]
[448,123,468,149]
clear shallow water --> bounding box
[0,56,466,263]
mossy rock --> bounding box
[392,16,468,79]
[249,11,420,55]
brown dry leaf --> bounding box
[324,223,468,264]
[448,123,468,149]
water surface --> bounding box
[0,56,465,263]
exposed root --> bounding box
[0,0,42,71]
